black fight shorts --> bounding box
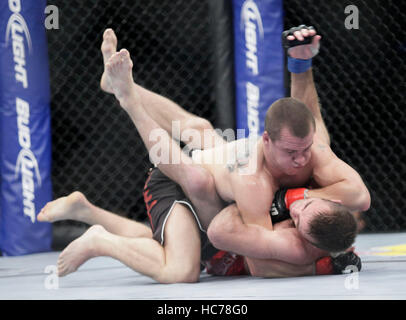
[143,167,218,262]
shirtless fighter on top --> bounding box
[38,25,370,282]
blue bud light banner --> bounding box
[0,0,52,255]
[233,0,285,137]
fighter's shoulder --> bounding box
[231,170,274,208]
[232,169,272,190]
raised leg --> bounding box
[100,28,226,150]
[103,48,225,229]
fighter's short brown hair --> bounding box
[308,202,358,252]
[265,97,316,141]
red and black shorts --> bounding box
[143,167,218,262]
[143,166,250,276]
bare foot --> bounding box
[100,28,118,93]
[104,49,138,108]
[57,225,106,277]
[37,191,90,223]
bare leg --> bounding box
[100,28,226,150]
[37,191,152,238]
[58,204,201,284]
[103,49,199,183]
[104,49,224,229]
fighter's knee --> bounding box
[176,267,200,283]
[157,265,200,284]
[183,166,215,197]
[183,117,214,133]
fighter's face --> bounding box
[268,127,314,175]
[289,198,333,244]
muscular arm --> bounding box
[207,204,317,265]
[291,69,330,145]
[287,28,329,144]
[290,47,370,212]
[309,143,371,212]
[230,173,274,231]
[290,62,370,210]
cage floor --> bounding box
[1,232,406,300]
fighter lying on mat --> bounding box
[38,25,369,282]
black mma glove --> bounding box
[282,24,320,73]
[282,24,315,50]
[270,188,308,223]
[316,251,362,275]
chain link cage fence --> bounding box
[47,0,405,248]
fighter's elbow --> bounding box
[207,206,239,249]
[207,224,234,251]
[207,220,233,249]
[245,260,269,278]
[359,188,371,212]
[248,266,263,278]
[353,181,371,212]
[207,222,222,247]
[346,179,371,212]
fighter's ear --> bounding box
[262,131,271,144]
